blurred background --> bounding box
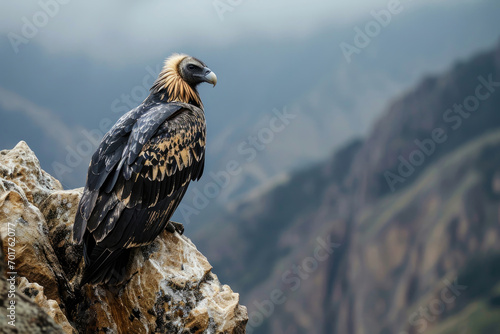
[2,0,500,333]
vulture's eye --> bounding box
[187,64,196,70]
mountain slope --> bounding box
[192,40,500,334]
[333,130,500,334]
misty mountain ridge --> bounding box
[191,39,500,333]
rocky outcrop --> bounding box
[0,239,66,334]
[0,141,247,333]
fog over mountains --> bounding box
[192,40,500,334]
[1,1,499,219]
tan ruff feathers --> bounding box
[151,54,203,108]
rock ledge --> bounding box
[0,141,247,334]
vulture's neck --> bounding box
[150,54,203,109]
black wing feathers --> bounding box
[74,99,205,284]
[74,102,190,242]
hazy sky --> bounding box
[1,0,437,65]
[1,0,497,193]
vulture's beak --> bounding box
[203,68,217,87]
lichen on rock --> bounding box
[0,141,248,333]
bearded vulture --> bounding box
[73,54,217,285]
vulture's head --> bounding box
[151,54,217,107]
[178,56,217,87]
